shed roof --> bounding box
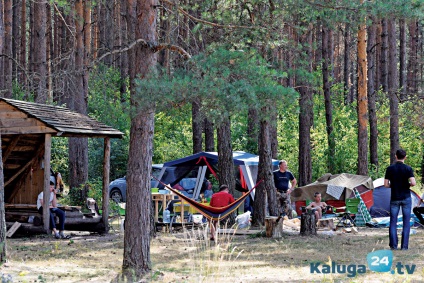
[0,98,123,138]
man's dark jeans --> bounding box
[389,198,411,250]
[38,207,65,231]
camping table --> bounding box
[152,193,174,222]
[173,199,209,223]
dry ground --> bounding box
[1,223,424,283]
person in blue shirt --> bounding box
[273,160,297,218]
[384,149,416,250]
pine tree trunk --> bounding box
[33,0,47,103]
[0,135,6,263]
[247,107,259,154]
[357,11,368,176]
[407,20,418,94]
[217,116,236,193]
[0,0,4,93]
[19,0,27,86]
[322,25,335,173]
[204,118,214,151]
[3,0,13,98]
[257,111,278,217]
[298,30,313,186]
[367,18,378,169]
[399,19,407,100]
[68,1,89,197]
[122,0,157,279]
[344,24,352,104]
[380,19,389,92]
[192,98,203,153]
[388,19,399,164]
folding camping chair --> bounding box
[334,198,360,228]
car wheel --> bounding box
[110,189,123,203]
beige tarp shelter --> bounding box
[291,173,374,202]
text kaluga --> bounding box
[310,261,367,278]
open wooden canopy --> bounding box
[0,98,124,233]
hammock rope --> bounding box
[152,176,262,221]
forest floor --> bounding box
[1,221,424,283]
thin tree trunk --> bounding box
[357,8,368,175]
[270,110,278,159]
[399,19,407,100]
[367,17,378,169]
[407,20,418,94]
[298,29,313,186]
[0,135,6,263]
[204,118,214,151]
[3,0,13,98]
[0,0,4,93]
[19,0,27,86]
[192,98,203,153]
[380,19,389,92]
[33,0,47,103]
[322,25,335,173]
[344,23,352,104]
[247,107,259,154]
[388,19,399,164]
[12,0,20,82]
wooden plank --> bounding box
[0,112,28,119]
[6,221,21,237]
[5,145,44,187]
[0,118,43,128]
[0,125,56,135]
[2,135,20,162]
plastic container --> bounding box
[192,214,203,224]
[163,209,171,223]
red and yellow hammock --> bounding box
[154,177,262,221]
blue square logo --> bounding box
[367,250,393,273]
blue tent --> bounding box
[155,151,279,200]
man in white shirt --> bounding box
[37,181,68,239]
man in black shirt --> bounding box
[273,160,297,218]
[384,149,416,250]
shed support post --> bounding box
[102,137,111,233]
[43,134,51,233]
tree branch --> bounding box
[93,38,191,67]
[160,0,255,29]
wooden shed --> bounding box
[0,98,123,234]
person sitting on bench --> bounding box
[306,192,328,223]
[37,181,69,239]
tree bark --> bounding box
[322,25,335,173]
[2,0,13,98]
[407,20,418,94]
[0,135,7,263]
[204,118,214,152]
[68,1,89,198]
[217,116,236,194]
[344,24,353,104]
[357,9,368,176]
[33,0,47,103]
[388,19,399,164]
[380,19,389,92]
[122,0,157,279]
[298,30,313,186]
[399,19,407,101]
[19,0,27,86]
[192,98,203,153]
[0,0,4,93]
[247,107,259,154]
[367,17,378,169]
